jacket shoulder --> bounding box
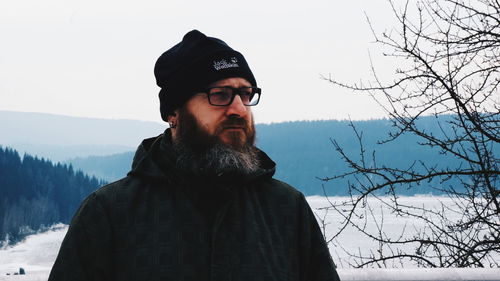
[258,177,306,201]
[89,175,150,206]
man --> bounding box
[49,30,340,281]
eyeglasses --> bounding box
[201,86,261,106]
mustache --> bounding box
[219,117,249,130]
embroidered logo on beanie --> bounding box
[213,57,239,71]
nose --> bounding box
[226,94,248,117]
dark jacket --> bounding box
[49,131,340,281]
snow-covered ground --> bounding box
[307,195,467,267]
[0,196,499,280]
[0,224,66,281]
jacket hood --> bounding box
[128,129,276,186]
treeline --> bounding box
[69,115,465,196]
[0,147,104,245]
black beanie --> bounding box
[155,30,257,121]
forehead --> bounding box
[208,77,252,88]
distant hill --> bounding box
[0,147,104,245]
[67,116,464,195]
[68,151,135,182]
[0,110,165,162]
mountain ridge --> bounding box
[0,110,165,161]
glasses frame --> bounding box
[201,86,262,106]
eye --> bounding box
[208,88,233,105]
[211,90,231,98]
[240,91,251,97]
[240,87,253,95]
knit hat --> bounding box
[155,30,257,121]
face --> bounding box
[170,77,256,150]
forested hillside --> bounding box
[69,116,465,195]
[0,147,104,245]
[258,117,463,195]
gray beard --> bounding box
[172,141,261,178]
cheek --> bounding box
[199,114,222,134]
[186,103,219,132]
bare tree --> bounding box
[323,0,499,267]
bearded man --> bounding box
[49,30,340,281]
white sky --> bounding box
[0,0,400,124]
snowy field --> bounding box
[307,195,467,268]
[0,224,66,280]
[0,196,499,280]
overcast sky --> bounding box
[1,0,402,124]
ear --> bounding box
[167,111,178,129]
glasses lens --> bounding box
[240,88,260,106]
[207,87,261,106]
[208,88,233,105]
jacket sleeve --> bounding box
[48,192,113,281]
[298,194,341,281]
